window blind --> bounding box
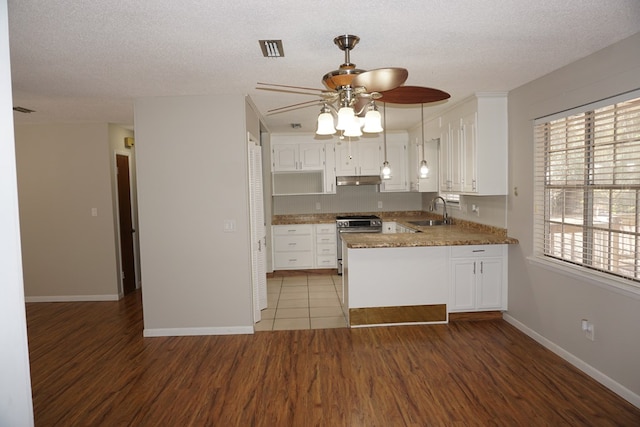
[534,93,640,285]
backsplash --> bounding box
[273,185,425,215]
[422,194,507,228]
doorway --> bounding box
[116,154,136,295]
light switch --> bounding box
[91,208,98,217]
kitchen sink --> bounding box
[408,220,446,227]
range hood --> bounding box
[336,175,382,186]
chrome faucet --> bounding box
[430,196,452,224]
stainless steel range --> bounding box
[336,215,382,275]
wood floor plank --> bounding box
[26,290,640,426]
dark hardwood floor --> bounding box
[26,290,640,426]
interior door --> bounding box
[116,154,136,295]
[248,134,267,322]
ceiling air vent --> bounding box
[259,40,284,58]
[13,106,35,113]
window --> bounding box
[534,92,640,287]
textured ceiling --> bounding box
[7,0,640,133]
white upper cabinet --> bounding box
[380,133,409,192]
[335,139,381,176]
[438,93,508,195]
[272,142,325,171]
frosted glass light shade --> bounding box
[381,161,391,179]
[344,118,363,137]
[419,160,429,178]
[336,107,355,131]
[362,109,383,133]
[316,112,336,135]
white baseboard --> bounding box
[503,313,640,408]
[25,294,120,302]
[143,326,254,337]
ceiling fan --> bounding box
[257,34,450,137]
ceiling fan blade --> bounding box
[377,86,451,104]
[257,82,328,92]
[257,87,326,97]
[267,99,323,114]
[351,67,408,93]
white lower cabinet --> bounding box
[449,245,507,312]
[272,223,337,270]
[272,225,314,269]
[315,223,337,268]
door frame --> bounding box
[113,150,140,297]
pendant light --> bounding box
[419,103,429,178]
[381,103,391,180]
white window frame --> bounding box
[532,89,640,298]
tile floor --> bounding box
[254,273,347,331]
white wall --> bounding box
[135,94,254,335]
[507,32,640,404]
[0,0,34,423]
[14,123,120,300]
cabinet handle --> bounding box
[289,258,297,262]
[472,249,485,253]
[481,261,484,274]
[288,243,296,246]
[473,262,476,274]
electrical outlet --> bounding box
[378,201,383,209]
[315,202,321,210]
[223,219,236,232]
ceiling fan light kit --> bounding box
[260,34,450,140]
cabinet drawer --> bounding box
[274,235,313,252]
[316,234,336,245]
[315,223,336,235]
[316,243,336,256]
[450,244,505,258]
[316,255,337,268]
[273,224,313,236]
[274,252,313,269]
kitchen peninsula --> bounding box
[340,217,517,328]
[272,211,518,328]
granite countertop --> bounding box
[340,224,518,248]
[272,211,518,248]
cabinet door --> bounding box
[358,141,382,175]
[380,142,408,192]
[461,111,478,193]
[272,144,298,171]
[299,143,325,170]
[439,122,452,192]
[335,142,358,176]
[450,120,463,192]
[476,257,503,309]
[324,143,336,193]
[449,259,476,311]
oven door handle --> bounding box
[338,228,383,234]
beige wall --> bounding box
[15,123,119,299]
[507,32,640,403]
[135,94,254,334]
